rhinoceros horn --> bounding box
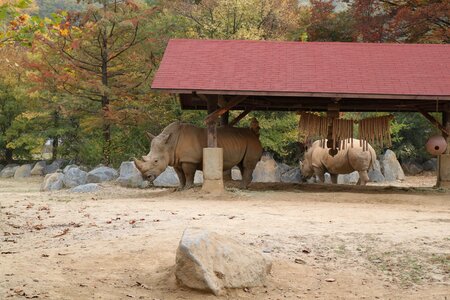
[133,157,145,171]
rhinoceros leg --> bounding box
[174,167,186,189]
[182,162,197,189]
[313,167,325,183]
[358,170,370,186]
[330,174,338,184]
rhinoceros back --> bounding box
[172,123,262,171]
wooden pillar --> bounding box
[220,111,229,126]
[437,109,450,188]
[206,96,218,148]
[443,110,450,154]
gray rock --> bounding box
[63,167,88,188]
[14,164,33,179]
[153,166,180,187]
[368,160,385,182]
[281,167,301,183]
[70,183,101,193]
[252,155,281,182]
[175,227,272,295]
[338,171,360,184]
[401,161,424,175]
[41,172,64,191]
[31,161,47,176]
[87,166,118,183]
[380,150,405,181]
[63,164,79,173]
[422,158,437,171]
[44,159,65,175]
[324,172,332,184]
[0,164,19,178]
[277,162,291,176]
[0,164,3,173]
[116,161,149,188]
[231,167,242,181]
[194,170,203,184]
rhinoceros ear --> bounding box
[159,133,172,144]
[146,132,156,142]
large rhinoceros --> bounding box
[134,122,263,189]
[300,139,376,185]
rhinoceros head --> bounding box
[134,132,172,182]
[299,159,314,181]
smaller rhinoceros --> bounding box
[134,121,262,190]
[300,139,376,185]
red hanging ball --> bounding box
[425,135,447,156]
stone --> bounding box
[324,172,332,184]
[31,161,47,176]
[175,227,272,296]
[14,164,33,179]
[231,167,242,181]
[44,159,66,175]
[41,172,64,191]
[116,161,149,188]
[0,164,3,173]
[63,164,79,173]
[252,155,281,182]
[194,170,203,184]
[380,150,405,181]
[401,161,424,176]
[338,171,360,184]
[368,160,385,182]
[87,166,118,183]
[277,162,291,176]
[0,164,19,178]
[63,167,88,188]
[422,158,437,171]
[281,167,301,183]
[153,166,180,187]
[70,183,101,193]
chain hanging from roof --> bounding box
[298,112,393,151]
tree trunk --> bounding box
[101,24,111,166]
[5,148,13,163]
[52,109,60,160]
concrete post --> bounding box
[202,148,224,194]
[437,110,450,188]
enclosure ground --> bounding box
[1,176,449,299]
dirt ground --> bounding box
[1,176,449,299]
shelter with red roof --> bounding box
[152,39,450,190]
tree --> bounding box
[348,0,450,43]
[31,0,160,165]
[166,0,300,40]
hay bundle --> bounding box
[358,115,393,151]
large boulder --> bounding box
[153,166,180,187]
[175,227,272,296]
[422,158,437,172]
[252,155,281,183]
[44,159,66,175]
[63,167,88,188]
[31,161,47,176]
[14,164,33,179]
[63,164,79,173]
[87,166,118,183]
[281,167,301,183]
[380,150,405,181]
[338,171,360,184]
[41,172,64,191]
[70,183,101,193]
[0,164,19,178]
[0,164,4,173]
[231,167,242,181]
[116,161,149,188]
[368,160,385,183]
[401,161,424,176]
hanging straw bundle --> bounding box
[358,115,393,151]
[298,112,329,143]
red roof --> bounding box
[151,39,450,99]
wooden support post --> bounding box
[205,95,247,124]
[418,108,449,137]
[219,95,229,126]
[206,96,218,148]
[444,110,450,154]
[230,108,252,126]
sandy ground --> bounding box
[1,176,449,299]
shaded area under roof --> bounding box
[151,39,450,112]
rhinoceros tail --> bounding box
[369,147,377,170]
[250,117,260,137]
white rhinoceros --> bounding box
[134,122,263,190]
[300,139,376,185]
